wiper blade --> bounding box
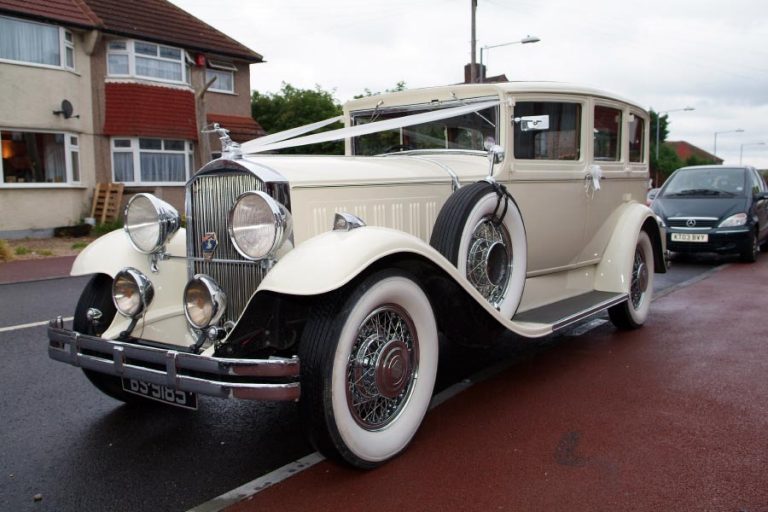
[667,188,723,196]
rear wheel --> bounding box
[299,270,438,468]
[609,231,654,330]
[75,274,146,404]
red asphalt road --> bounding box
[0,255,75,284]
[227,258,768,512]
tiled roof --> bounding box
[206,114,265,143]
[666,141,723,164]
[0,0,99,28]
[104,82,198,140]
[0,0,261,62]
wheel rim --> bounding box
[630,246,649,309]
[466,216,512,308]
[346,305,419,430]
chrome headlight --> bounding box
[112,268,154,318]
[183,275,227,329]
[719,213,747,228]
[124,193,181,254]
[228,191,292,260]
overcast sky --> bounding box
[172,0,768,168]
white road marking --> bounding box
[0,317,73,333]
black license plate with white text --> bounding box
[122,378,198,410]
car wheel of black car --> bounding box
[741,229,759,263]
[609,231,654,330]
[430,181,527,319]
[299,270,438,469]
[74,274,147,405]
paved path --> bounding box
[224,258,768,512]
[0,255,75,284]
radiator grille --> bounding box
[189,172,266,325]
[668,218,718,229]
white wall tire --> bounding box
[609,231,654,330]
[299,270,438,468]
[430,181,527,318]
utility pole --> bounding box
[470,0,477,83]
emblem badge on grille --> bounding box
[201,232,218,261]
[686,219,696,227]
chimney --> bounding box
[464,63,486,83]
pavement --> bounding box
[217,257,768,512]
[0,255,76,284]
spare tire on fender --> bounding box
[430,180,527,319]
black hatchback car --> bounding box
[651,165,768,262]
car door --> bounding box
[748,168,768,243]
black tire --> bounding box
[75,274,145,405]
[609,231,654,330]
[740,229,758,263]
[430,181,527,318]
[299,270,438,468]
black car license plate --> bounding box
[121,378,198,410]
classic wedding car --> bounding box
[48,82,666,468]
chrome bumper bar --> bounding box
[47,317,300,401]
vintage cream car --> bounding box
[48,82,666,468]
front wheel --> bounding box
[609,231,654,330]
[740,229,758,263]
[299,270,438,468]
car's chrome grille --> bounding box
[668,218,718,229]
[189,172,265,325]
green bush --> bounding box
[15,246,30,256]
[71,241,88,250]
[0,240,13,262]
[92,220,124,237]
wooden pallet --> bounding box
[90,183,124,224]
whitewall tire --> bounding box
[609,231,654,330]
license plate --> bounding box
[122,378,198,410]
[671,233,708,243]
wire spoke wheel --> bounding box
[347,305,418,430]
[629,246,649,309]
[466,217,512,307]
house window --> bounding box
[112,138,194,184]
[0,130,80,185]
[206,60,236,93]
[0,15,75,70]
[107,39,187,84]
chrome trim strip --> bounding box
[551,294,628,332]
[407,155,462,192]
[668,216,719,221]
[48,321,300,402]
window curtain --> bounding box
[135,56,181,81]
[139,152,184,182]
[0,17,60,66]
[113,152,134,182]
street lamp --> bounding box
[654,107,695,161]
[479,35,540,83]
[740,141,765,165]
[713,129,744,157]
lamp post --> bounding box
[713,129,744,157]
[479,35,540,82]
[654,107,694,161]
[740,141,765,165]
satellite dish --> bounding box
[53,99,75,119]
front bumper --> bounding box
[47,317,300,401]
[667,228,752,254]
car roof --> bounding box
[676,165,752,173]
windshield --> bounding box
[350,103,498,156]
[661,168,746,198]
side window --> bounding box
[514,102,581,160]
[594,105,622,161]
[628,114,645,163]
[747,170,763,195]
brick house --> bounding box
[0,0,264,238]
[665,141,723,165]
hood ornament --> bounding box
[202,123,242,160]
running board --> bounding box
[512,291,627,333]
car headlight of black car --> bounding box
[719,213,747,228]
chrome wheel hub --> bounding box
[347,305,418,430]
[466,217,512,307]
[630,249,648,309]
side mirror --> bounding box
[513,114,550,132]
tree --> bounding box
[655,144,683,183]
[353,81,407,99]
[251,83,343,154]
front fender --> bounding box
[594,203,665,294]
[257,226,552,338]
[72,229,194,347]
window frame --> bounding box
[106,38,189,85]
[111,137,194,186]
[592,103,623,162]
[627,110,647,164]
[512,99,584,162]
[0,15,76,71]
[0,129,82,187]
